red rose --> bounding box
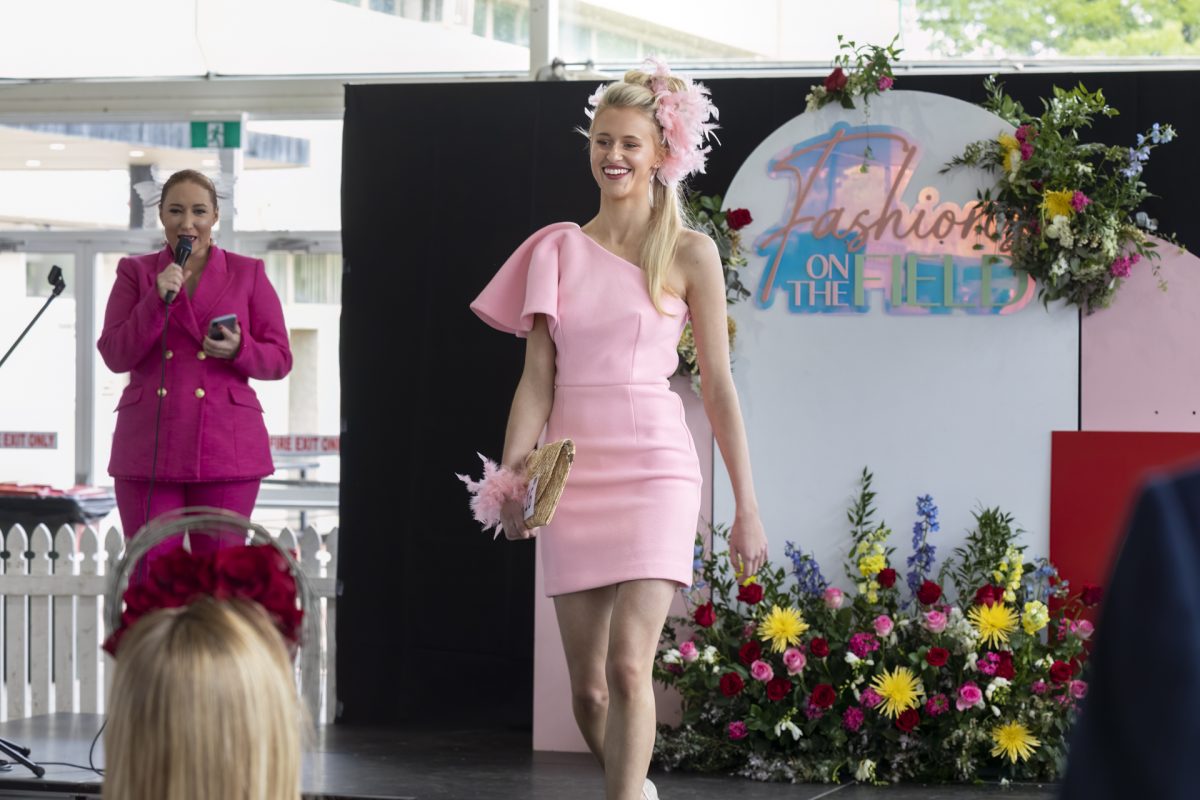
[737,582,764,605]
[693,602,716,628]
[811,683,836,709]
[809,637,830,658]
[738,641,762,666]
[974,584,1003,606]
[896,708,920,732]
[1081,583,1104,606]
[725,208,753,230]
[214,546,276,604]
[916,580,942,605]
[720,672,745,697]
[823,67,848,93]
[996,651,1015,680]
[925,647,950,667]
[766,677,793,702]
[876,568,897,588]
[1050,660,1074,683]
[151,546,217,605]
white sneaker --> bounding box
[642,778,659,800]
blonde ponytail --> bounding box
[589,68,693,315]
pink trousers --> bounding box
[114,478,261,572]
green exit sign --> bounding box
[190,121,242,149]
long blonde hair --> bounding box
[103,598,303,800]
[589,69,691,314]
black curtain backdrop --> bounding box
[338,72,1199,728]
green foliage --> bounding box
[943,76,1179,312]
[916,0,1200,58]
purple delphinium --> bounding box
[785,541,829,597]
[905,494,939,597]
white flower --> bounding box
[985,677,1011,699]
[1045,215,1074,248]
[701,645,718,664]
[774,718,803,741]
[845,651,861,667]
[1076,163,1093,176]
[964,652,979,672]
[991,704,1001,717]
[662,649,681,665]
[712,665,720,674]
[855,759,877,782]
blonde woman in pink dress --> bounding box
[470,61,767,800]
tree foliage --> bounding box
[917,0,1200,58]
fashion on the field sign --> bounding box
[728,92,1033,315]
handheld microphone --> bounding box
[164,238,192,304]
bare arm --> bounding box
[499,313,556,540]
[679,231,768,577]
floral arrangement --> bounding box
[944,77,1178,313]
[104,544,303,655]
[676,193,753,392]
[805,35,901,113]
[653,469,1099,783]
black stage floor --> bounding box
[0,714,1057,799]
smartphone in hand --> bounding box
[208,313,238,341]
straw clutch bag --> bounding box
[522,438,575,527]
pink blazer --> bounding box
[97,246,293,481]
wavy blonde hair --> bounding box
[103,598,303,800]
[589,68,692,314]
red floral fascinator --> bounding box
[104,508,313,657]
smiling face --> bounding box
[159,178,219,264]
[589,106,664,202]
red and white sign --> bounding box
[269,434,340,456]
[0,431,58,449]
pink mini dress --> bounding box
[471,222,703,596]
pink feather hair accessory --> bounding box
[586,57,720,187]
[456,454,528,538]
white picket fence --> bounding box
[0,523,339,725]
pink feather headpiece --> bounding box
[586,58,720,187]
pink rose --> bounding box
[923,610,948,633]
[877,75,894,91]
[1031,680,1047,695]
[1070,680,1088,699]
[783,647,807,675]
[678,641,699,663]
[1072,619,1095,641]
[823,586,845,610]
[728,720,748,740]
[956,682,983,711]
[873,614,894,637]
[750,659,774,682]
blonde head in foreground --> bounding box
[103,598,302,800]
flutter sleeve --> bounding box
[470,222,572,338]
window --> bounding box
[293,254,342,305]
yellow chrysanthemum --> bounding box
[968,602,1019,647]
[1022,601,1050,635]
[869,666,924,718]
[998,133,1021,174]
[758,605,809,653]
[1042,189,1075,219]
[991,721,1041,764]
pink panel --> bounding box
[1082,241,1200,431]
[532,375,714,752]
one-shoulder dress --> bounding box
[471,222,703,596]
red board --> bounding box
[1050,431,1200,592]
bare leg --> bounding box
[554,585,617,764]
[602,579,677,800]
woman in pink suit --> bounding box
[98,169,292,544]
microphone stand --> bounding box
[0,265,60,778]
[0,265,66,371]
[0,736,45,778]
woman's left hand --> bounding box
[729,510,768,580]
[203,321,242,360]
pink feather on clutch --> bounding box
[456,454,528,538]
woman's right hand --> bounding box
[500,498,534,541]
[156,263,186,302]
